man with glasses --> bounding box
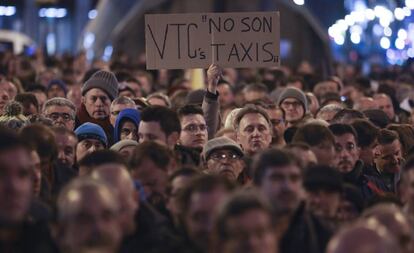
[202,136,244,182]
[43,97,76,130]
[178,105,208,149]
[278,87,308,127]
[76,70,119,145]
[74,122,107,175]
[109,96,136,127]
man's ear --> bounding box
[81,96,86,104]
[167,132,180,148]
[235,130,241,144]
[235,133,245,151]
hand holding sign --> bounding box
[207,64,222,94]
[145,12,280,70]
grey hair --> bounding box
[316,104,343,118]
[110,96,135,110]
[43,97,76,114]
[147,92,171,108]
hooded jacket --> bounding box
[114,108,141,143]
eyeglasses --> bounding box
[47,112,74,121]
[183,124,208,133]
[209,152,241,161]
[281,100,302,108]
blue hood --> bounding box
[114,108,141,143]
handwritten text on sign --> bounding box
[145,12,280,69]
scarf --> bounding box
[75,103,114,145]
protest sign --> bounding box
[145,11,280,69]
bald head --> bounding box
[354,97,378,111]
[327,220,401,253]
[57,178,122,253]
[91,164,138,236]
[58,177,119,221]
[362,204,412,252]
[91,163,134,192]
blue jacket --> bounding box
[114,108,141,143]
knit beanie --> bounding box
[278,87,308,112]
[82,70,119,100]
[110,139,139,152]
[75,122,108,147]
[0,101,29,130]
[47,79,67,95]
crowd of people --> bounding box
[1,49,414,253]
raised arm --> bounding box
[203,64,222,139]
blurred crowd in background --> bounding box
[1,49,414,253]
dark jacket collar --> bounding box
[75,103,114,145]
[343,160,364,184]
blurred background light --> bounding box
[293,0,305,6]
[406,0,414,10]
[88,9,97,20]
[398,29,408,40]
[384,27,392,37]
[394,8,405,20]
[0,6,16,16]
[39,8,67,18]
[350,32,361,44]
[380,37,390,49]
[334,35,345,45]
[395,38,406,50]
